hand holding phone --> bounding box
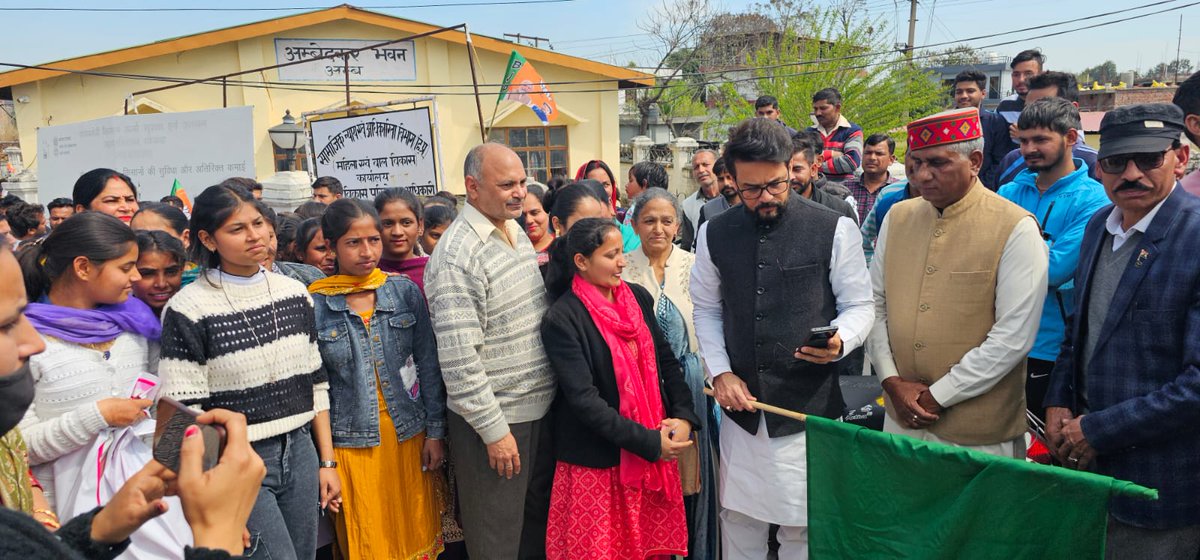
[804,326,839,349]
[796,326,843,364]
[153,397,226,474]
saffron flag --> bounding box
[498,50,557,125]
[170,179,193,214]
[805,415,1157,559]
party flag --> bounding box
[498,50,558,125]
[170,179,193,214]
[804,415,1156,559]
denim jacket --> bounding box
[313,276,446,447]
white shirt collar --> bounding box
[462,202,520,248]
[1104,185,1174,249]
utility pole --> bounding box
[1175,14,1183,84]
[503,33,551,49]
[905,0,919,62]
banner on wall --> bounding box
[274,38,417,82]
[35,107,255,202]
[309,107,440,198]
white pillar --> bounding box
[631,135,653,163]
[260,171,312,214]
[670,136,699,198]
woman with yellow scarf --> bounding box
[308,199,448,559]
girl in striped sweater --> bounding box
[158,184,341,559]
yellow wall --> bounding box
[12,19,622,195]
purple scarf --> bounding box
[25,297,162,344]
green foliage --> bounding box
[704,5,944,153]
[1077,60,1118,85]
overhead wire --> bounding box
[0,0,581,11]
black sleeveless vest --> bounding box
[705,194,843,438]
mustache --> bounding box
[1115,181,1152,193]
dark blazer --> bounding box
[979,109,1017,190]
[541,282,700,469]
[1045,187,1200,529]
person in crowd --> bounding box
[807,87,864,183]
[755,95,799,135]
[250,183,264,200]
[997,49,1046,125]
[418,204,456,257]
[691,118,874,559]
[575,160,620,216]
[308,198,447,560]
[159,196,186,210]
[996,72,1101,186]
[789,134,858,222]
[696,156,738,232]
[423,195,454,211]
[159,183,341,559]
[0,215,14,249]
[520,183,555,267]
[541,217,696,559]
[7,202,46,246]
[859,160,916,269]
[273,213,303,261]
[46,198,75,229]
[623,188,718,559]
[0,243,267,559]
[868,107,1047,459]
[954,70,1018,189]
[434,191,458,207]
[295,218,336,276]
[681,150,719,251]
[260,209,325,287]
[131,203,190,248]
[374,188,430,294]
[843,133,900,224]
[294,201,328,220]
[1172,71,1200,196]
[312,177,343,204]
[424,143,556,560]
[131,230,185,318]
[997,97,1110,422]
[546,182,608,240]
[583,179,640,253]
[1045,103,1200,558]
[72,169,139,223]
[14,213,190,557]
[0,194,22,216]
[624,161,668,226]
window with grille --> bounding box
[487,126,569,183]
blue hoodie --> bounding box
[997,158,1110,361]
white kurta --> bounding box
[691,216,875,526]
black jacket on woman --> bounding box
[541,281,700,469]
[0,507,238,560]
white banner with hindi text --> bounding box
[309,107,440,199]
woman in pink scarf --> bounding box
[540,217,699,559]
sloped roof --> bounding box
[0,4,654,89]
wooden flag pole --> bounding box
[704,388,807,422]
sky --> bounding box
[0,0,1196,77]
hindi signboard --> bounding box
[275,38,417,82]
[35,107,255,202]
[309,107,440,198]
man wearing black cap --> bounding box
[1045,103,1200,558]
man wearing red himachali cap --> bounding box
[865,107,1049,457]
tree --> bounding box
[921,44,983,67]
[1147,58,1193,82]
[1077,60,1118,85]
[628,0,714,136]
[705,4,944,152]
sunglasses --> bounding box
[1098,150,1168,174]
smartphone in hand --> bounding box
[803,326,839,349]
[153,397,226,473]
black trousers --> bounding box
[1026,358,1056,425]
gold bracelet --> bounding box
[32,508,58,521]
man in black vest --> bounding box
[690,118,874,559]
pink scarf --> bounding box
[571,274,668,490]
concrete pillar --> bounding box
[261,171,312,214]
[3,147,23,177]
[631,135,653,163]
[670,136,699,197]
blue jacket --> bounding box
[1045,187,1200,528]
[313,276,447,447]
[997,159,1110,361]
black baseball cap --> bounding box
[1098,103,1186,160]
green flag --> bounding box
[805,415,1156,559]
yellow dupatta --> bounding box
[307,268,389,296]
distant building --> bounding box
[923,62,1011,111]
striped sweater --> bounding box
[159,269,329,442]
[423,203,555,444]
[808,116,864,181]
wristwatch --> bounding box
[319,460,338,469]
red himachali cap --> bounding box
[907,107,982,151]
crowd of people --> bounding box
[1,45,1200,560]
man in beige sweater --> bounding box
[866,107,1049,457]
